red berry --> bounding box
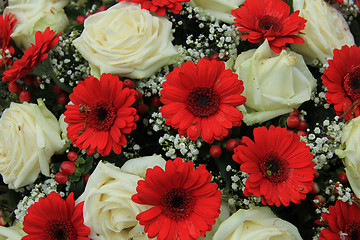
[97,5,107,12]
[290,108,300,116]
[338,171,348,184]
[8,82,21,93]
[86,13,93,18]
[309,182,320,195]
[67,151,78,162]
[76,15,85,24]
[60,161,76,176]
[83,173,90,184]
[57,93,68,105]
[19,90,31,102]
[134,90,142,102]
[123,79,135,89]
[297,130,307,137]
[151,96,161,108]
[23,75,35,86]
[312,195,325,208]
[297,120,307,131]
[137,103,146,114]
[55,172,68,184]
[210,145,222,158]
[209,53,220,61]
[53,85,63,94]
[330,184,341,196]
[287,115,300,129]
[226,139,239,152]
[238,138,246,146]
[314,171,319,179]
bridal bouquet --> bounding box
[0,0,359,239]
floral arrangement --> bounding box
[0,0,360,239]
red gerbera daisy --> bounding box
[231,0,307,53]
[64,73,139,156]
[0,14,16,67]
[322,45,360,122]
[232,126,315,207]
[118,0,190,16]
[160,59,246,143]
[2,27,60,83]
[320,200,360,240]
[132,158,222,240]
[22,192,91,240]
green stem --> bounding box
[47,70,73,94]
[33,59,73,94]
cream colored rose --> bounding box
[121,154,166,178]
[4,0,69,51]
[0,222,26,240]
[336,116,360,198]
[189,0,244,24]
[291,0,354,65]
[231,40,316,125]
[213,207,303,240]
[73,2,178,79]
[76,157,166,240]
[0,99,65,189]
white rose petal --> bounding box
[4,0,69,51]
[213,207,303,240]
[76,161,156,240]
[0,222,26,240]
[337,116,360,198]
[0,100,65,189]
[232,40,316,125]
[120,155,166,178]
[189,0,245,24]
[291,0,354,65]
[73,2,178,79]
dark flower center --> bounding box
[87,101,116,131]
[44,218,78,240]
[344,222,360,240]
[186,87,220,117]
[344,65,360,101]
[257,16,282,32]
[259,151,289,183]
[160,188,195,221]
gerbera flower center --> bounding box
[187,87,220,117]
[344,65,360,101]
[344,222,360,240]
[160,187,195,221]
[44,218,78,240]
[87,101,116,131]
[257,16,282,32]
[259,151,289,183]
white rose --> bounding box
[73,2,178,79]
[232,40,316,125]
[76,157,166,240]
[0,99,65,189]
[189,0,244,24]
[290,0,354,65]
[0,223,26,240]
[121,154,166,178]
[213,207,303,240]
[336,116,360,198]
[4,0,69,51]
